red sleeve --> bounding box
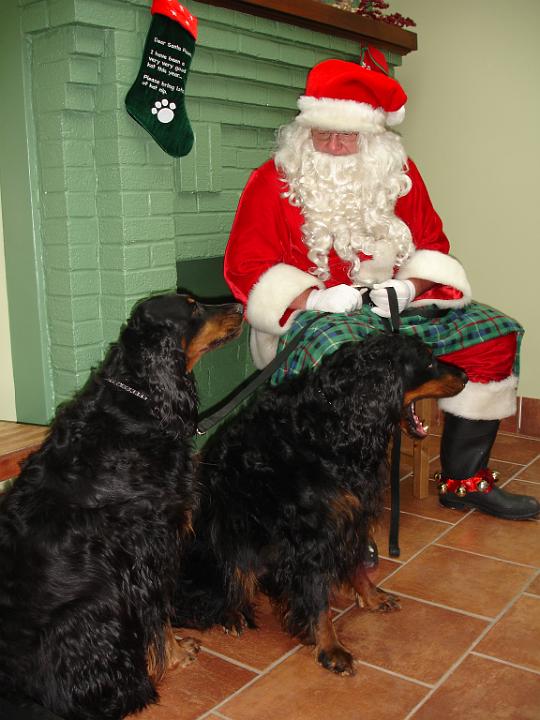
[396,158,450,254]
[224,161,290,305]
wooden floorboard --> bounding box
[0,421,49,483]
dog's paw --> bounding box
[173,635,201,667]
[356,587,401,613]
[373,589,401,613]
[317,646,356,676]
[221,610,250,637]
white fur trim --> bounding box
[249,329,280,369]
[438,375,518,420]
[356,246,398,285]
[296,96,397,134]
[246,263,323,337]
[386,106,405,126]
[396,250,472,308]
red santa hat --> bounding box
[296,46,407,134]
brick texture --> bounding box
[23,0,402,409]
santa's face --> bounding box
[311,129,359,156]
[274,122,414,283]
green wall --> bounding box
[1,0,404,423]
[0,1,52,422]
[390,0,540,399]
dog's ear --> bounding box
[120,304,198,434]
[145,332,198,434]
[326,343,404,434]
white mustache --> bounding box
[309,150,361,185]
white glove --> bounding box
[370,279,416,318]
[306,284,364,313]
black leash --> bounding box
[197,289,403,558]
[197,313,325,435]
[382,286,402,558]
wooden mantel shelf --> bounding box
[199,0,417,55]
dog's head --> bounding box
[389,334,467,438]
[127,293,244,369]
[319,333,467,442]
[115,293,244,433]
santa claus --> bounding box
[224,46,538,521]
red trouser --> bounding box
[438,333,517,383]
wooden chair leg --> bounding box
[412,438,430,498]
[411,399,433,499]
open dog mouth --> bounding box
[402,400,429,439]
[400,369,467,439]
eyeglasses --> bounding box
[311,130,359,143]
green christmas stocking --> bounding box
[125,0,197,157]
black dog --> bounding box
[0,293,243,719]
[173,333,467,675]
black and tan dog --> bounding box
[0,293,243,719]
[173,333,466,675]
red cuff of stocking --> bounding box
[151,0,198,39]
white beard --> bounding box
[274,123,414,284]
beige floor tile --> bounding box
[175,596,298,673]
[135,651,255,720]
[374,508,450,562]
[335,596,487,684]
[441,510,539,567]
[132,432,539,720]
[178,562,403,674]
[505,477,540,500]
[491,433,540,466]
[383,545,534,617]
[516,456,540,483]
[411,654,540,720]
[391,473,468,523]
[476,595,540,672]
[527,574,540,595]
[331,558,401,608]
[220,648,427,720]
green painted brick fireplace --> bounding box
[2,0,403,424]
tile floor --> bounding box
[135,426,540,720]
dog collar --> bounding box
[105,378,148,401]
[316,387,333,406]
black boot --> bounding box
[438,413,539,520]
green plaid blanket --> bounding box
[271,301,524,385]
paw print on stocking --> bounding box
[125,5,197,156]
[152,98,176,124]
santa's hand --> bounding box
[370,279,416,318]
[306,284,364,313]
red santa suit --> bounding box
[220,47,539,519]
[224,158,518,420]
